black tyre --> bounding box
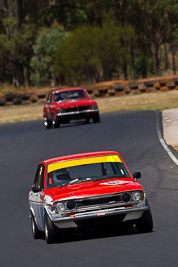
[84,117,90,124]
[44,213,59,244]
[135,206,153,233]
[12,98,22,105]
[44,118,52,129]
[0,98,6,106]
[31,211,42,239]
[93,113,100,123]
[52,114,60,128]
[121,221,134,230]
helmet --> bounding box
[53,168,70,183]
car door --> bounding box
[29,164,45,231]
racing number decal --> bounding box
[107,155,120,162]
[100,181,129,186]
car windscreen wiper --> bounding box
[68,177,94,185]
[69,178,79,185]
[59,177,94,188]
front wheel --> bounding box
[52,114,60,128]
[135,206,153,233]
[121,221,134,230]
[93,113,100,123]
[84,117,90,124]
[44,118,52,129]
[31,211,42,239]
[44,213,59,244]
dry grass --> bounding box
[98,90,178,112]
[1,90,178,124]
[0,105,43,124]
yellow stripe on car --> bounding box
[47,155,122,173]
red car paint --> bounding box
[29,151,153,243]
[47,179,143,202]
[38,151,142,199]
[43,88,100,129]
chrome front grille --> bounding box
[65,105,90,113]
[75,193,128,213]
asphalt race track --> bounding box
[1,110,178,267]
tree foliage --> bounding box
[54,22,134,84]
[30,25,67,86]
[0,0,177,86]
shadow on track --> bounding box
[48,120,101,129]
[35,226,153,244]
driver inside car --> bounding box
[53,168,71,183]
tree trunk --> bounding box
[26,63,31,86]
[102,63,112,81]
[123,63,128,80]
[164,43,169,71]
[151,41,161,76]
[171,41,176,74]
[16,0,23,31]
[12,60,24,86]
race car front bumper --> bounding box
[47,205,149,229]
[56,109,99,117]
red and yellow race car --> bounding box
[29,151,153,243]
[43,87,100,129]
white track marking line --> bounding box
[156,110,178,166]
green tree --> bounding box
[0,0,178,86]
[0,34,11,82]
[127,0,175,76]
[97,22,135,81]
[54,26,100,84]
[0,0,44,85]
[30,25,67,86]
[54,22,134,83]
[165,0,178,74]
[0,23,37,85]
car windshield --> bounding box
[54,90,87,102]
[47,161,131,189]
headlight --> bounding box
[66,200,77,210]
[91,104,98,110]
[121,193,131,203]
[55,200,77,214]
[56,202,65,213]
[131,191,143,202]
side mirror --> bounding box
[32,185,41,193]
[133,172,141,179]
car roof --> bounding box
[41,151,119,165]
[51,88,85,94]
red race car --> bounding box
[43,87,100,129]
[29,151,153,243]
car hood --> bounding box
[54,98,97,108]
[46,178,143,202]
